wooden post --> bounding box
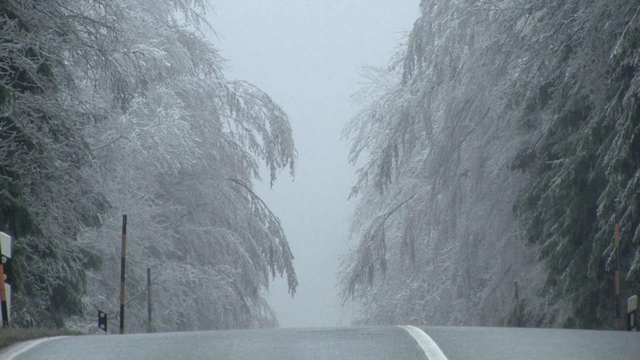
[514,281,521,327]
[120,215,127,334]
[147,267,152,333]
[614,202,621,331]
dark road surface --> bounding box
[1,325,639,359]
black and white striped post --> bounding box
[147,267,153,333]
[119,215,127,334]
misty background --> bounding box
[209,1,419,328]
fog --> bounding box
[209,1,419,327]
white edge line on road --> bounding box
[399,325,449,360]
[0,336,68,360]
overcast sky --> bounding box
[208,0,420,328]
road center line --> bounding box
[399,325,449,360]
[0,336,67,360]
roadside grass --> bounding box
[0,328,80,350]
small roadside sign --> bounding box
[98,310,108,332]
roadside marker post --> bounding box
[514,281,521,327]
[0,265,8,327]
[614,200,621,330]
[119,215,127,334]
[628,295,638,331]
[0,232,11,327]
[147,267,153,333]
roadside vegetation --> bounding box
[341,0,640,329]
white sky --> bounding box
[208,0,420,328]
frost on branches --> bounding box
[1,0,297,330]
[341,0,640,329]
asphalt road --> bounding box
[1,325,639,359]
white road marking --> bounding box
[399,325,449,360]
[0,336,67,360]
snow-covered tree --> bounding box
[0,0,116,327]
[509,0,640,328]
[1,0,297,330]
[72,0,297,332]
[341,0,640,329]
